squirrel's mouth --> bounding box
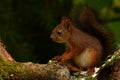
[52,38,62,43]
[50,34,65,43]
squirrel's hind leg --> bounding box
[87,67,95,75]
[66,62,83,72]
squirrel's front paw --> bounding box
[59,58,67,65]
[52,55,61,61]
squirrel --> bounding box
[50,5,114,75]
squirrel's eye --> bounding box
[57,31,62,35]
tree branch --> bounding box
[0,41,120,80]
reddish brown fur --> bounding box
[50,17,103,75]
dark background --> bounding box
[0,0,120,63]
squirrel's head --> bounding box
[50,16,73,43]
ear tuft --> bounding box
[61,16,68,21]
[61,16,71,31]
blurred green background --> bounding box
[0,0,120,63]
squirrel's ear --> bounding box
[61,16,71,31]
[61,16,67,20]
[64,19,71,31]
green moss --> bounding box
[0,61,20,79]
[0,55,5,62]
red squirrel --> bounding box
[50,5,114,75]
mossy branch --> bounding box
[0,61,70,80]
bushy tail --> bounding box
[69,4,115,63]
